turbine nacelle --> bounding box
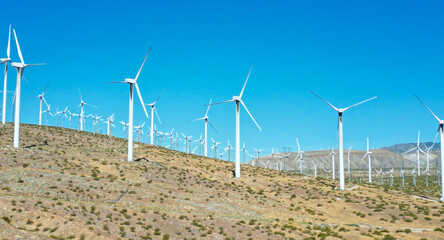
[233,96,241,102]
[125,78,136,84]
[0,58,11,64]
[11,62,26,68]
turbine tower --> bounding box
[309,89,377,190]
[109,49,151,161]
[11,29,43,148]
[193,99,217,157]
[415,95,444,202]
[211,65,262,178]
[1,25,11,125]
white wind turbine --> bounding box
[361,138,373,184]
[309,89,377,190]
[120,120,129,139]
[312,161,319,178]
[225,140,232,162]
[416,96,444,201]
[75,89,97,131]
[211,138,221,158]
[346,146,352,181]
[1,25,11,125]
[145,91,162,145]
[192,99,217,157]
[181,133,192,153]
[41,104,51,127]
[60,106,68,128]
[194,134,203,155]
[134,122,145,142]
[105,113,115,138]
[29,82,49,126]
[252,148,262,166]
[211,66,261,178]
[403,131,425,176]
[423,131,438,172]
[67,110,75,129]
[109,49,151,161]
[296,138,305,173]
[11,29,44,148]
[330,149,336,180]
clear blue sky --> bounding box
[2,0,444,156]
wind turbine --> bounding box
[415,96,444,201]
[361,138,373,184]
[424,131,438,173]
[193,99,217,157]
[120,120,129,139]
[182,133,192,153]
[252,148,262,167]
[1,25,11,125]
[105,113,115,137]
[194,134,203,155]
[225,140,232,162]
[346,146,352,181]
[11,29,44,148]
[309,89,377,190]
[330,149,336,180]
[108,49,151,161]
[29,82,49,126]
[41,104,51,127]
[68,110,76,129]
[403,131,425,176]
[312,161,319,178]
[211,138,221,159]
[60,106,68,128]
[210,65,261,178]
[145,91,162,145]
[75,89,97,131]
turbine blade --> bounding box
[42,97,49,107]
[135,47,152,82]
[308,89,338,111]
[239,64,253,98]
[154,89,164,104]
[240,100,261,131]
[78,88,83,102]
[154,106,161,124]
[107,81,127,83]
[85,103,98,108]
[343,96,377,111]
[210,99,235,106]
[24,63,45,67]
[205,99,212,117]
[403,148,416,155]
[361,153,369,161]
[42,82,50,95]
[7,25,10,58]
[13,29,24,64]
[135,83,149,118]
[415,95,441,122]
[191,117,206,122]
[208,120,218,133]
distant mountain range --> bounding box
[381,142,440,154]
[251,142,441,171]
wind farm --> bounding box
[1,1,444,239]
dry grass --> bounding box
[0,123,443,240]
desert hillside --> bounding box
[0,124,443,240]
